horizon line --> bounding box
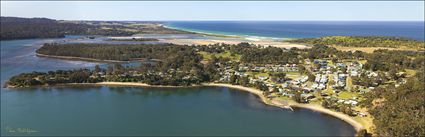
[2,16,424,22]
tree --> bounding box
[94,65,101,73]
[1,17,138,40]
[210,55,218,63]
[229,75,237,84]
[308,72,316,82]
[355,129,369,137]
[255,82,268,91]
[293,92,303,103]
[113,63,124,74]
[364,70,425,136]
[298,65,307,74]
[339,105,353,116]
[69,70,90,83]
[239,76,249,86]
[106,65,114,75]
[322,99,330,108]
[388,67,399,80]
[271,73,286,83]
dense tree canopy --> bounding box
[1,17,86,40]
[289,36,425,49]
[361,69,425,136]
[1,17,191,40]
[364,49,424,71]
[36,43,198,61]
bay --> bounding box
[1,38,356,136]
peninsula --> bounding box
[6,39,425,136]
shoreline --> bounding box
[203,83,365,132]
[36,53,162,63]
[36,53,127,63]
[30,81,365,132]
[163,24,301,41]
[163,25,242,39]
[70,82,202,88]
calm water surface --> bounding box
[1,38,356,136]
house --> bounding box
[315,74,321,82]
[344,100,359,106]
[283,93,295,97]
[278,88,284,93]
[301,94,315,100]
[311,83,319,89]
[258,76,268,81]
[282,82,289,88]
[318,83,326,90]
[358,112,367,117]
[300,76,309,83]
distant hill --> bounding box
[0,17,91,40]
[1,17,57,23]
[289,36,425,50]
[0,17,140,40]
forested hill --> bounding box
[36,43,198,61]
[1,17,56,23]
[289,36,425,50]
[1,17,84,40]
[362,68,425,136]
[0,17,137,40]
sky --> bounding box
[1,1,424,21]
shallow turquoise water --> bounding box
[1,39,356,136]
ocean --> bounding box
[166,21,425,40]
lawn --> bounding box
[256,72,269,77]
[198,51,241,61]
[337,91,360,100]
[346,76,354,91]
[405,69,417,77]
[332,45,422,53]
[309,98,323,105]
[322,86,335,95]
[246,72,269,78]
[358,59,367,64]
[285,72,302,79]
[353,115,375,133]
[328,60,335,66]
[248,72,302,80]
[323,74,335,95]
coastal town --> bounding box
[213,57,369,116]
[3,35,425,137]
[7,38,423,136]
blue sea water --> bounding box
[166,21,425,40]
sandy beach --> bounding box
[91,82,200,88]
[63,82,365,132]
[162,38,309,49]
[203,83,365,132]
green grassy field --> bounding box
[198,51,241,61]
[337,91,360,100]
[285,72,302,79]
[346,76,354,91]
[405,69,417,77]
